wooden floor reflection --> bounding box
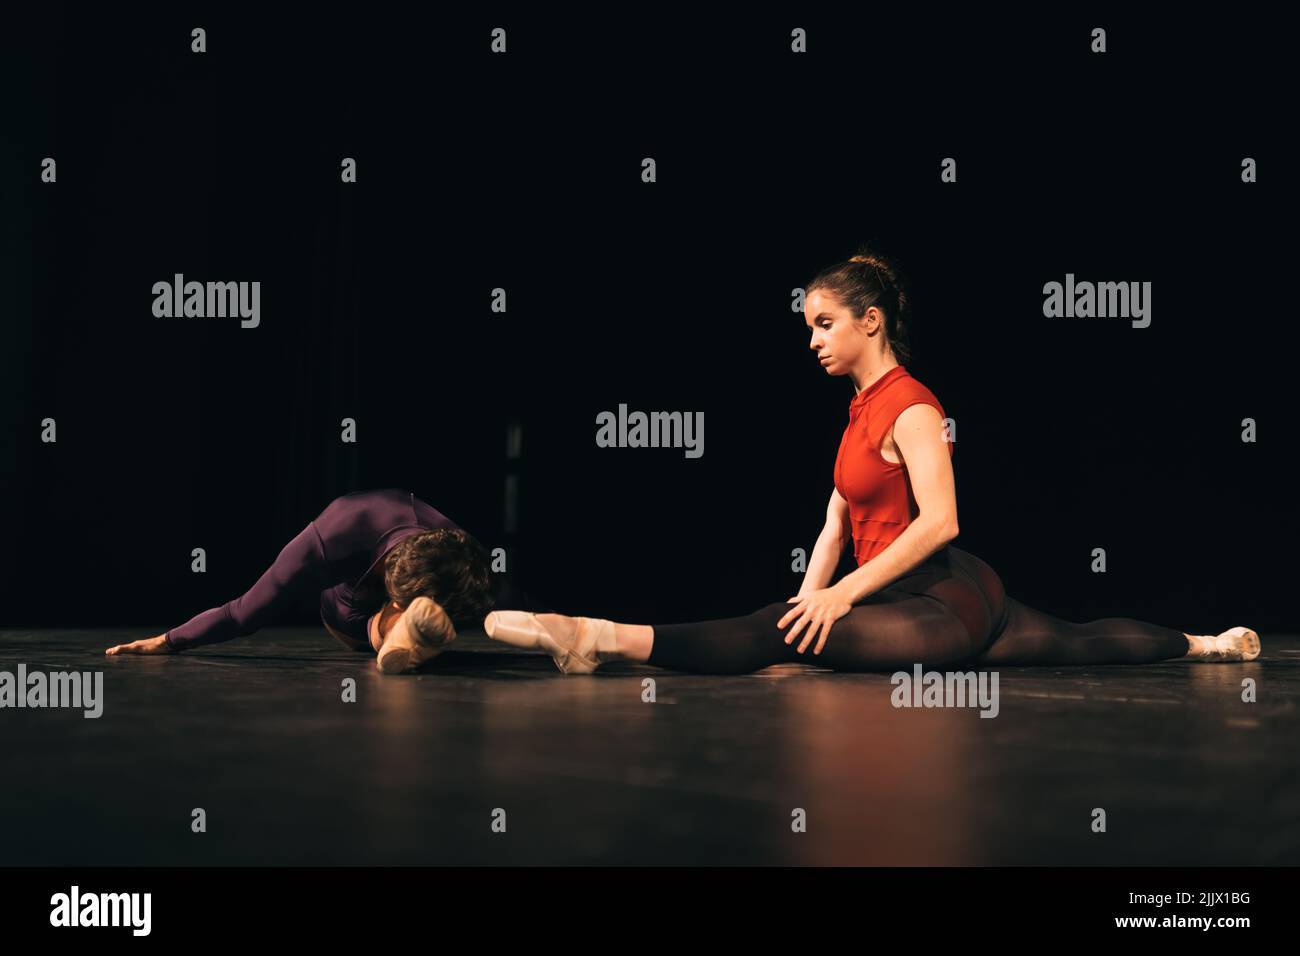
[1,628,1293,865]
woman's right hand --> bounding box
[105,634,174,656]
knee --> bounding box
[754,601,795,628]
[727,602,797,647]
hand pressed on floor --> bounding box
[106,634,174,656]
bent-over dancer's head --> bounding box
[366,529,495,668]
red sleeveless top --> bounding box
[832,365,952,567]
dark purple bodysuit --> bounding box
[164,488,461,652]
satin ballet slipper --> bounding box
[482,610,614,674]
[376,596,457,675]
[1184,626,1261,663]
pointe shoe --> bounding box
[1185,626,1261,663]
[483,610,614,674]
[376,596,457,675]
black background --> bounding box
[3,5,1294,635]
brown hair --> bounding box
[806,247,912,365]
[374,528,495,630]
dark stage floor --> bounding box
[3,628,1297,865]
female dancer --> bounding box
[483,251,1262,674]
[104,488,506,674]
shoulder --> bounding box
[314,498,362,546]
[894,401,944,427]
[317,489,404,537]
[880,373,945,421]
[889,388,953,457]
[893,372,943,406]
[321,489,399,519]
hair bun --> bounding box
[849,253,897,286]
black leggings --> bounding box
[646,545,1190,673]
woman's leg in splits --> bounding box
[613,545,1191,671]
[634,553,998,674]
[934,546,1188,666]
[941,546,1192,666]
[497,545,1197,672]
[972,596,1191,666]
[642,592,982,674]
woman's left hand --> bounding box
[778,584,854,655]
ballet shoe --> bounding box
[483,610,614,674]
[1184,626,1261,663]
[376,596,457,675]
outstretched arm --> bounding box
[107,521,329,655]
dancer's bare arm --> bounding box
[797,487,851,596]
[832,403,958,604]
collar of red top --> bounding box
[850,365,908,407]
